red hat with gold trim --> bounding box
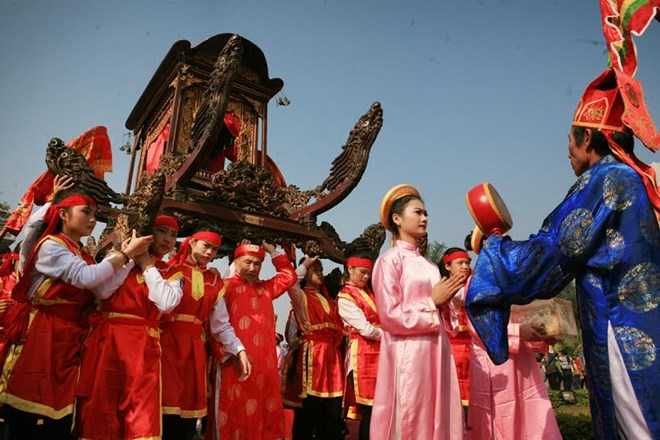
[572,68,660,149]
[572,69,626,134]
[572,2,660,217]
[572,68,660,215]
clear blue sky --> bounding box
[1,0,659,328]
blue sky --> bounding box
[1,0,658,329]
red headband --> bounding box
[13,193,96,304]
[345,257,374,270]
[234,244,265,261]
[192,231,222,247]
[168,231,222,267]
[154,214,179,232]
[56,194,96,208]
[442,251,471,265]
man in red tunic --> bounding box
[337,254,381,440]
[0,192,150,438]
[440,248,473,411]
[161,230,250,440]
[75,214,184,440]
[211,242,296,440]
[289,256,345,440]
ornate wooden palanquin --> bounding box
[118,33,384,261]
[126,34,283,190]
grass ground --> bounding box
[550,389,593,440]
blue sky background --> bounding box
[1,0,658,329]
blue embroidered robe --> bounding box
[466,156,659,439]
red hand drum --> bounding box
[465,183,513,236]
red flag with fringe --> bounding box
[2,126,112,235]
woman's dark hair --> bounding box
[571,126,634,157]
[298,256,323,289]
[464,232,473,251]
[439,247,466,277]
[387,195,423,236]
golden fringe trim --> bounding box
[161,406,207,418]
[0,393,73,420]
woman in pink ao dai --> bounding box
[370,184,466,439]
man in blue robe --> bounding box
[466,67,660,439]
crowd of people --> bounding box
[0,171,569,440]
[0,6,658,438]
[1,113,657,438]
[540,352,586,392]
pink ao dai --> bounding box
[370,240,464,440]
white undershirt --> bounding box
[337,297,382,340]
[29,239,116,299]
[209,296,244,355]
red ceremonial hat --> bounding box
[572,69,626,133]
[572,68,660,216]
[153,214,179,232]
[572,3,660,218]
[345,257,374,270]
[234,244,265,261]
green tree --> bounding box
[426,240,447,265]
[0,200,10,230]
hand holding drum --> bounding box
[465,183,513,253]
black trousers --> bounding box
[357,404,372,440]
[548,372,562,390]
[4,406,72,440]
[292,396,344,440]
[162,415,198,440]
[561,369,573,391]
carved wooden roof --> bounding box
[125,33,283,131]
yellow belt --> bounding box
[103,312,160,339]
[171,314,203,325]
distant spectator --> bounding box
[545,353,562,390]
[573,355,585,389]
[557,353,574,391]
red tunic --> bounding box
[161,262,223,418]
[0,255,18,366]
[337,284,380,413]
[0,234,94,419]
[448,307,471,405]
[75,261,178,439]
[297,286,344,400]
[214,254,295,440]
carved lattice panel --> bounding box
[175,84,205,154]
[227,100,258,163]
